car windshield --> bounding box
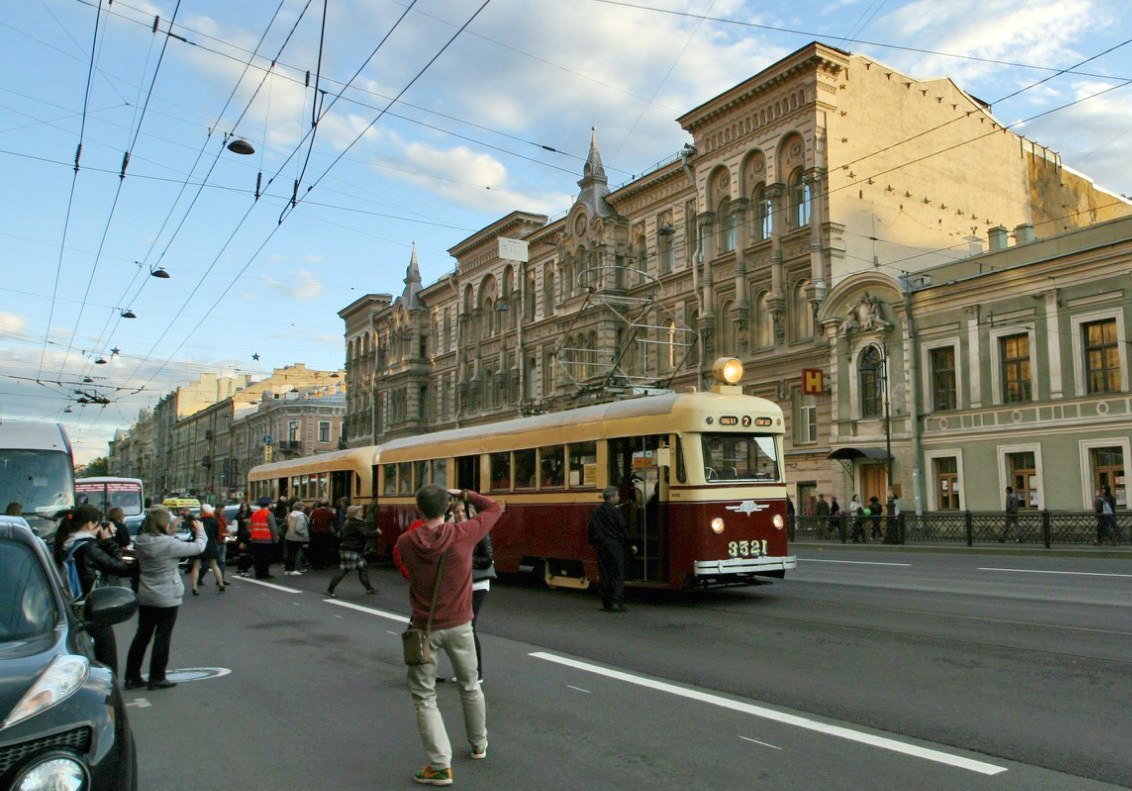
[0,538,57,642]
[700,433,780,482]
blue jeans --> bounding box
[406,621,486,768]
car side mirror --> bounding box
[82,586,138,628]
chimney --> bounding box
[988,226,1009,251]
[1014,223,1035,244]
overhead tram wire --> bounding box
[270,0,425,223]
[87,0,300,362]
[129,1,494,395]
[56,0,185,384]
[610,0,717,162]
[595,0,1132,81]
[822,37,1132,184]
[35,0,106,385]
[73,0,612,177]
[281,0,495,223]
[114,0,425,392]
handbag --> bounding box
[402,551,448,666]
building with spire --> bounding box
[340,41,1131,512]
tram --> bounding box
[247,445,376,508]
[377,358,795,590]
[245,359,795,590]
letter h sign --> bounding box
[802,368,824,395]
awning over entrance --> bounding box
[827,447,892,461]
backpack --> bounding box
[61,535,98,600]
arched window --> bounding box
[544,267,555,316]
[859,345,884,418]
[754,184,772,241]
[525,270,536,320]
[719,300,736,355]
[754,290,773,349]
[793,280,814,340]
[718,197,735,253]
[636,232,648,284]
[789,169,811,228]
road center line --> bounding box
[531,651,1006,776]
[800,558,912,566]
[978,567,1132,578]
[739,735,782,750]
[232,577,302,592]
[325,599,407,622]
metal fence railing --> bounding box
[789,511,1131,548]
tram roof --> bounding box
[380,390,781,459]
[247,445,377,478]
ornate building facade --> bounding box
[339,41,1129,512]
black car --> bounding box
[0,517,139,790]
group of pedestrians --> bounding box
[51,503,206,691]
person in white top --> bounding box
[284,503,311,575]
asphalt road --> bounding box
[117,548,1132,789]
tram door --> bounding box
[608,435,664,582]
[456,455,480,492]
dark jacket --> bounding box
[472,534,495,582]
[587,501,628,549]
[338,516,377,553]
[57,534,134,595]
[397,492,502,631]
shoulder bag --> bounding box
[402,551,448,666]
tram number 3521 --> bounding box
[728,539,769,558]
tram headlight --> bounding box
[772,514,785,530]
[710,517,725,534]
[712,357,744,385]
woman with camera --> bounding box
[53,503,136,675]
[124,506,207,690]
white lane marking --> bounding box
[800,559,912,566]
[234,577,301,592]
[566,685,591,694]
[125,699,152,708]
[739,735,781,750]
[978,567,1132,578]
[531,652,1006,776]
[325,599,407,623]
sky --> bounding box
[3,0,1132,464]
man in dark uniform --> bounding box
[588,486,630,612]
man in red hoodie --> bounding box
[398,485,502,787]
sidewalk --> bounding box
[792,537,1132,559]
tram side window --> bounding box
[514,449,536,489]
[415,460,429,488]
[540,445,565,488]
[568,441,597,488]
[490,452,511,491]
[383,464,396,495]
[398,462,413,495]
[432,459,447,488]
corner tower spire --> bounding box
[576,124,611,219]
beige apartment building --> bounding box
[340,41,1129,513]
[109,365,344,501]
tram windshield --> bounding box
[700,433,780,482]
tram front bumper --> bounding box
[693,555,797,577]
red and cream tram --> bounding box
[376,358,795,590]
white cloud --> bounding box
[263,269,326,300]
[0,312,25,334]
